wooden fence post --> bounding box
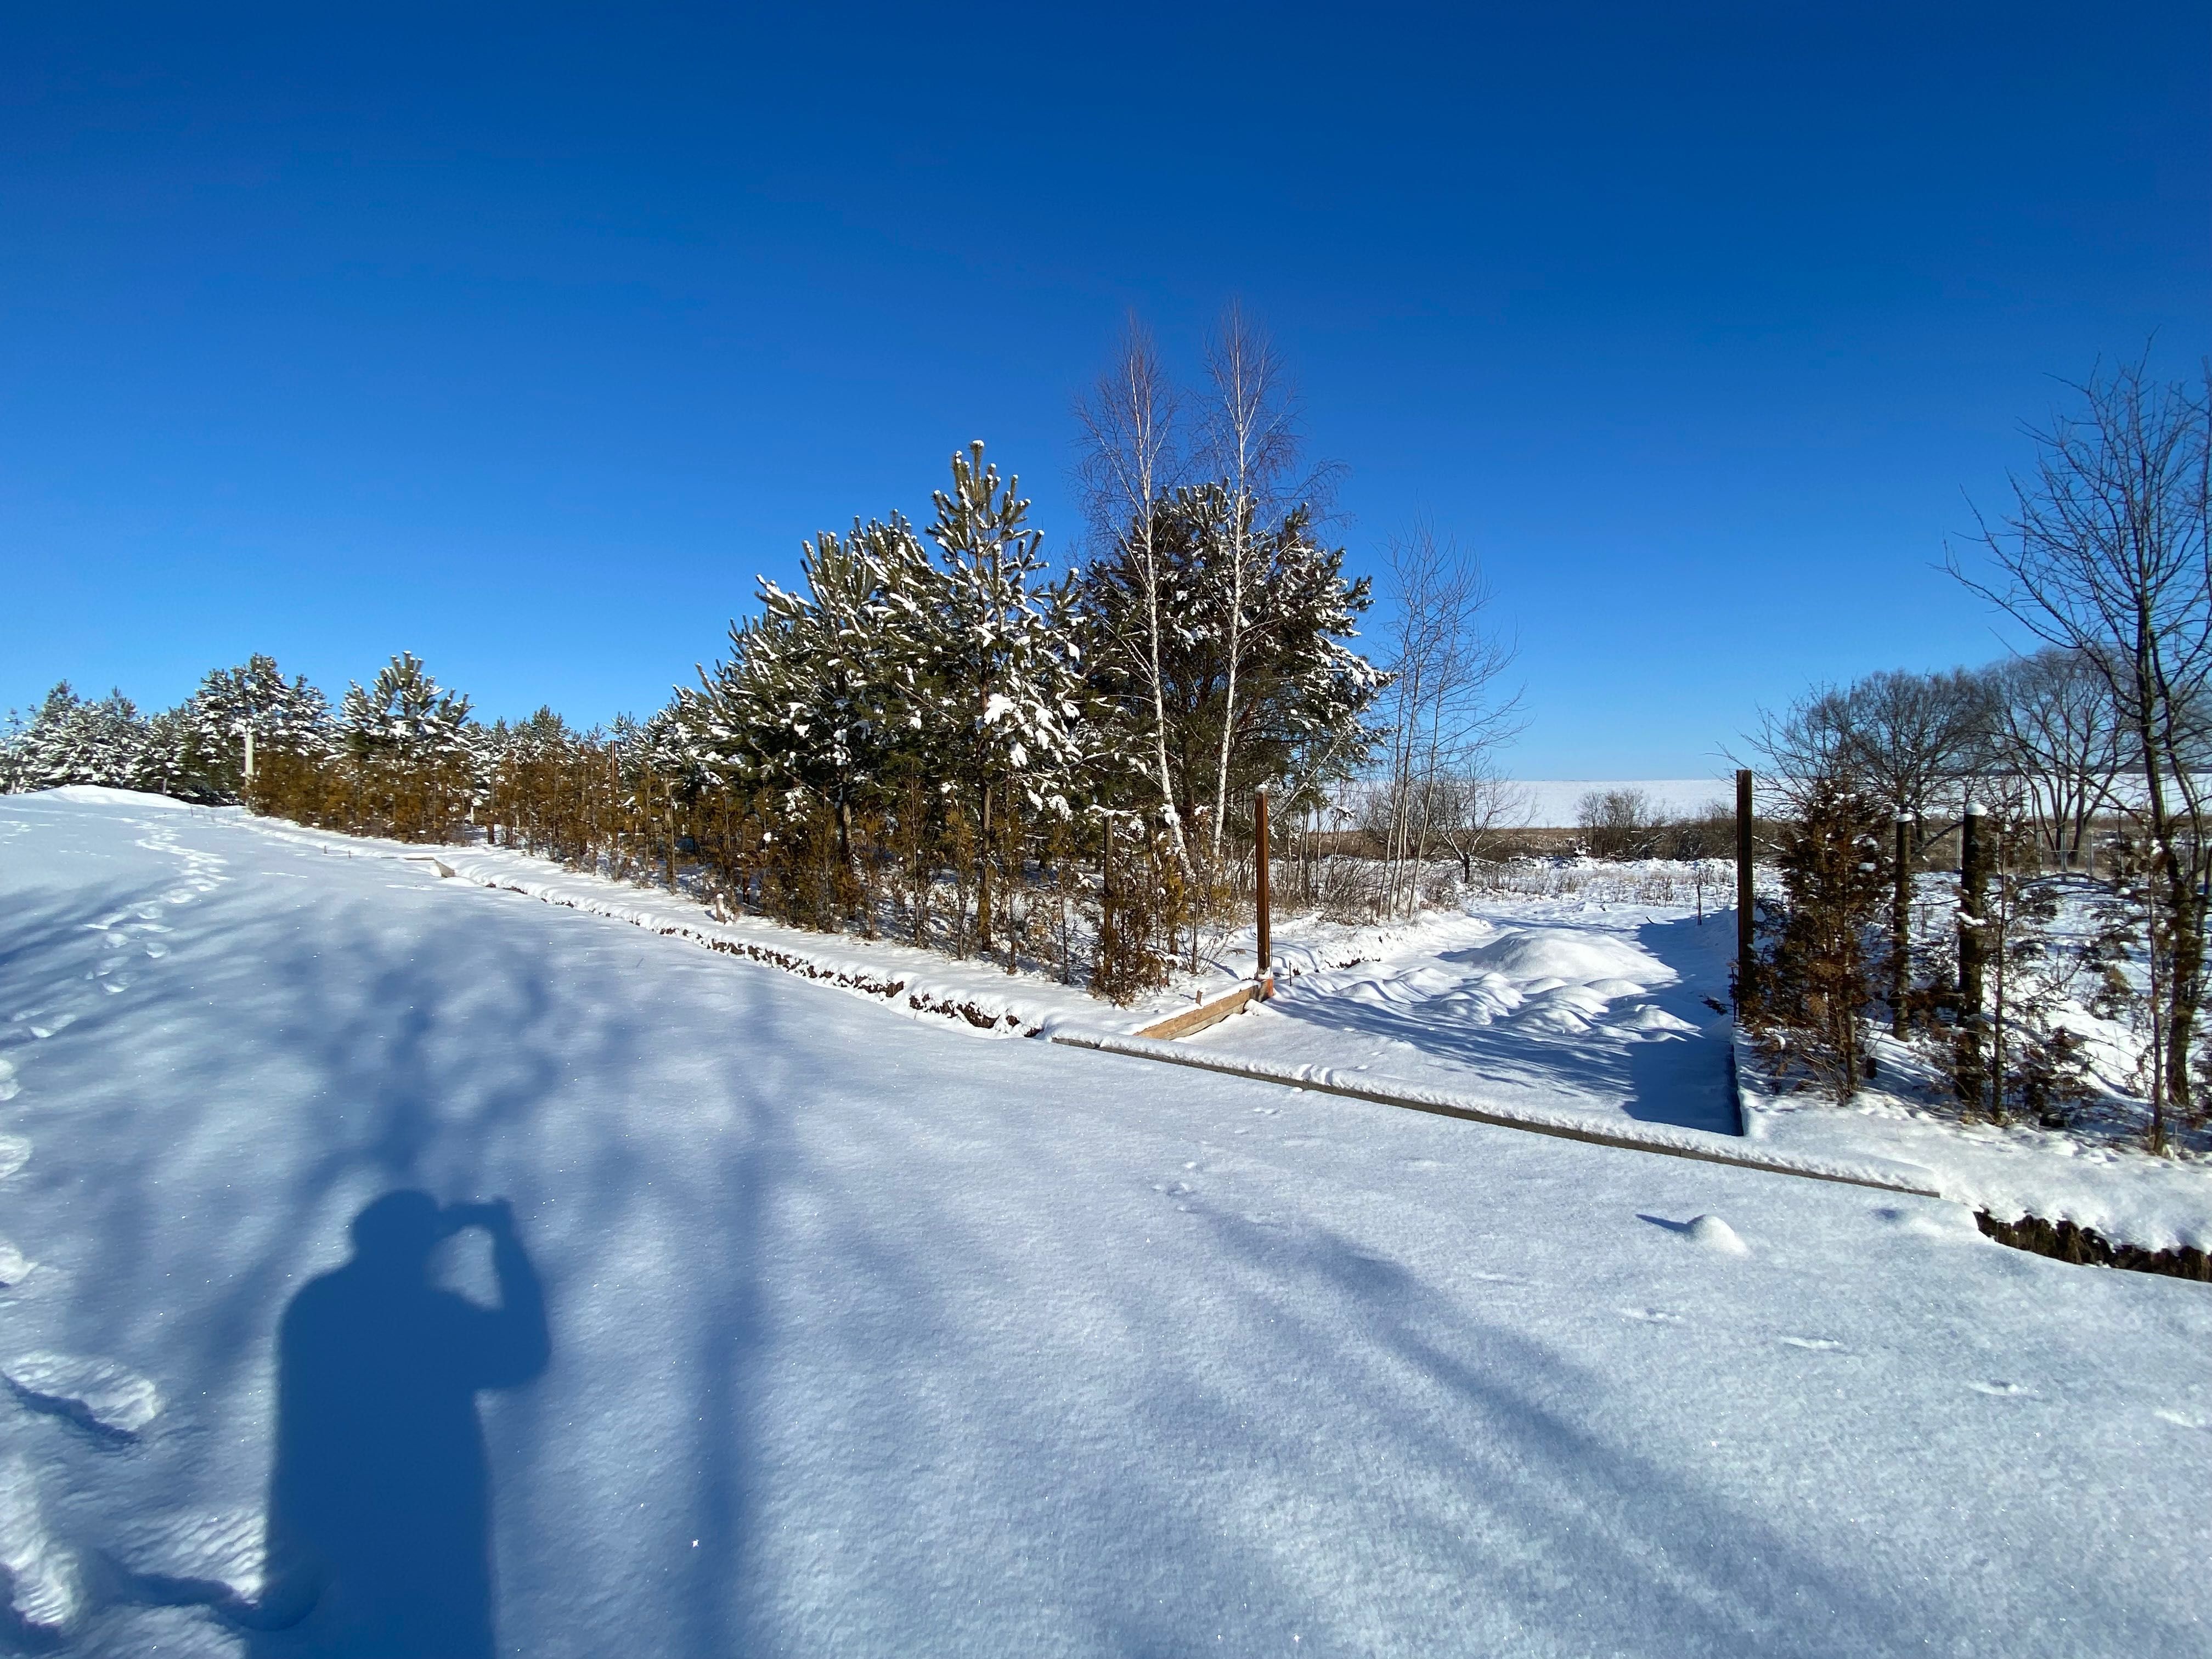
[1956,799,1988,1110]
[1255,787,1273,996]
[1735,768,1755,998]
[1892,811,1913,1034]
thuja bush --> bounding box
[1741,779,1890,1098]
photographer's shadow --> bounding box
[247,1191,549,1658]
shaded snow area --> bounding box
[1192,906,1740,1139]
[1193,888,2212,1255]
[0,791,2206,1657]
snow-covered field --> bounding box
[1,790,2208,1656]
[1508,780,1737,827]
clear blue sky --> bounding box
[3,3,2205,776]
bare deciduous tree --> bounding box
[1950,356,2212,1148]
[1988,647,2126,876]
[1577,786,1663,859]
[1372,524,1520,917]
[1743,667,1990,1035]
[1427,767,1530,882]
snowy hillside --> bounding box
[0,791,2206,1657]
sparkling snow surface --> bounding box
[0,792,2207,1657]
[1197,893,2212,1254]
[1193,909,1741,1138]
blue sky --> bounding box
[3,3,2205,776]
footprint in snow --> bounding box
[3,1353,162,1439]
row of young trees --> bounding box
[1743,358,2210,1152]
[7,310,1487,1001]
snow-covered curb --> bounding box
[1729,1023,1765,1139]
[1733,1023,2212,1256]
[1053,1028,1945,1197]
[234,817,1116,1038]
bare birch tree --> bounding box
[1075,316,1189,865]
[1198,301,1335,864]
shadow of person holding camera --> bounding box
[246,1191,549,1657]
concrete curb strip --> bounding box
[1052,1028,1944,1199]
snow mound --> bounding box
[0,1242,29,1286]
[1463,928,1674,989]
[0,1057,16,1103]
[0,1137,27,1178]
[1615,1005,1699,1035]
[1685,1215,1750,1256]
[3,1352,162,1437]
[41,785,199,810]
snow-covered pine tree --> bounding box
[916,443,1092,964]
[673,513,937,926]
[338,653,477,839]
[479,707,590,859]
[0,684,158,793]
[187,654,334,798]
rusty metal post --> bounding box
[1254,786,1273,996]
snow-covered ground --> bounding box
[1192,902,1740,1138]
[1194,886,2212,1254]
[1,789,2208,1656]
